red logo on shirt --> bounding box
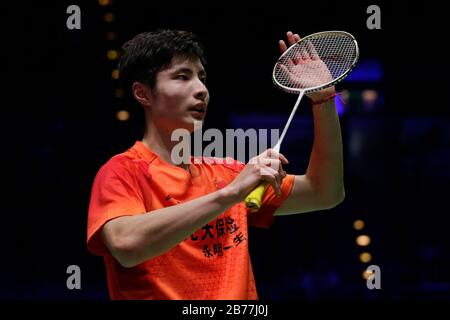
[214,179,227,190]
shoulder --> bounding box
[96,149,150,182]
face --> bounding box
[149,56,209,133]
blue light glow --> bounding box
[344,59,382,82]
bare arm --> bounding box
[276,98,345,215]
[275,31,345,215]
[102,149,288,267]
[102,188,237,267]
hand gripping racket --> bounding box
[244,31,359,211]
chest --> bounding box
[137,164,234,210]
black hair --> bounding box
[118,29,206,94]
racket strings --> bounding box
[274,33,358,93]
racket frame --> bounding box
[272,30,359,94]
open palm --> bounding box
[278,32,335,99]
[279,57,332,89]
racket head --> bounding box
[272,31,359,94]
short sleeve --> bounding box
[247,174,295,229]
[87,158,146,256]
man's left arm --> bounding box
[276,95,345,215]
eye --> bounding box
[176,74,188,80]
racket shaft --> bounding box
[277,91,304,148]
[244,91,304,211]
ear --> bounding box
[132,82,153,108]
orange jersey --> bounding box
[87,141,294,299]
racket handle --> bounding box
[245,182,269,211]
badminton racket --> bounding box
[245,30,359,211]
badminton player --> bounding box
[87,29,344,299]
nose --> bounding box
[193,78,208,101]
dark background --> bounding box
[2,0,449,300]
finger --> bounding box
[286,31,296,47]
[261,148,281,159]
[252,150,280,166]
[306,40,319,60]
[251,157,274,167]
[266,159,281,171]
[293,46,303,65]
[250,149,275,165]
[286,31,301,65]
[264,148,278,159]
[300,43,309,60]
[255,156,281,171]
[278,164,286,176]
[278,152,289,165]
[290,32,305,62]
[275,174,282,193]
[275,165,283,188]
[258,158,282,182]
[278,64,299,87]
[278,48,295,66]
[261,149,288,167]
[286,43,302,65]
[262,149,284,163]
[264,165,281,185]
[279,40,287,54]
[294,34,304,62]
[260,167,282,196]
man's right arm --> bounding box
[102,186,238,268]
[102,150,288,268]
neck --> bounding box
[142,121,191,170]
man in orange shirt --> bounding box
[87,29,345,299]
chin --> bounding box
[176,118,204,133]
[189,116,205,126]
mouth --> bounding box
[189,102,206,113]
[188,103,206,118]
